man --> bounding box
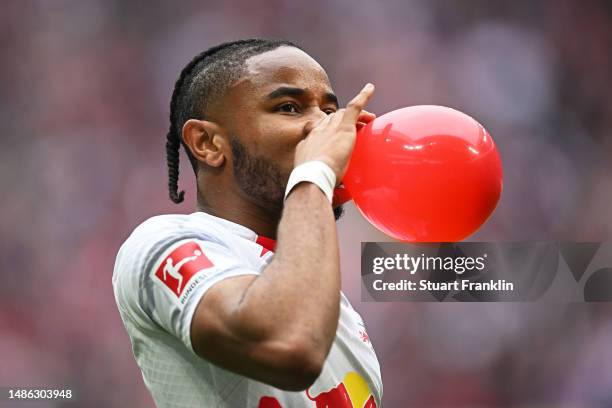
[113,38,381,408]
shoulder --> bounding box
[130,213,224,241]
[112,213,228,297]
[112,212,258,343]
[117,213,226,260]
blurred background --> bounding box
[1,0,611,407]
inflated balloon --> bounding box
[343,105,502,242]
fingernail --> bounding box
[364,83,374,90]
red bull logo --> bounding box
[258,371,376,408]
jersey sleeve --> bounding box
[114,235,260,354]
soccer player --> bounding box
[113,38,382,408]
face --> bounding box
[213,46,344,219]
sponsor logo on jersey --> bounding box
[154,241,213,298]
[258,371,377,408]
[357,322,371,345]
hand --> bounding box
[294,83,375,182]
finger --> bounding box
[357,110,376,124]
[361,109,376,117]
[303,113,333,136]
[355,110,376,130]
[343,83,375,124]
[332,108,374,127]
[329,108,346,126]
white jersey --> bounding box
[113,211,382,408]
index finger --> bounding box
[343,83,375,124]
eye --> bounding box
[323,108,336,115]
[277,102,299,114]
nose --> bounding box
[302,109,329,136]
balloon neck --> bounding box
[332,185,352,206]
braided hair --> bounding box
[165,38,300,203]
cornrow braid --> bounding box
[165,47,212,204]
[165,38,299,204]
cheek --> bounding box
[256,118,305,169]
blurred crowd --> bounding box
[1,0,611,406]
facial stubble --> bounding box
[230,135,344,222]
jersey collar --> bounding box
[255,235,276,253]
[192,211,277,252]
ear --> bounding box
[182,119,226,168]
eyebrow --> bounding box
[265,86,339,107]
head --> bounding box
[165,38,345,221]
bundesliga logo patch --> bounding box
[155,241,214,297]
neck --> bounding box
[196,186,281,239]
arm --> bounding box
[190,84,376,391]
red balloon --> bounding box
[343,105,502,242]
